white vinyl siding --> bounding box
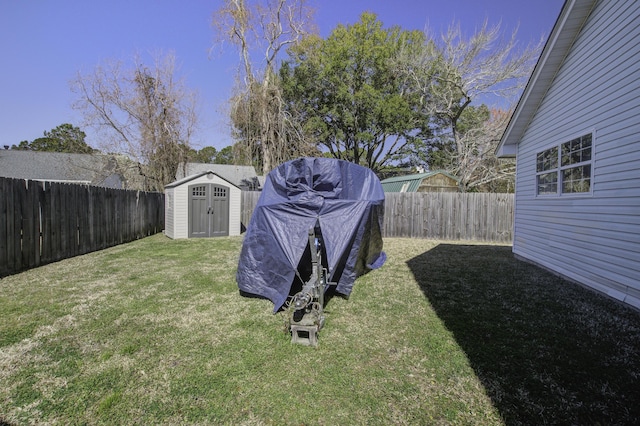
[164,188,175,238]
[513,0,640,308]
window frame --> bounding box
[535,130,594,198]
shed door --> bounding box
[210,185,229,237]
[188,184,229,238]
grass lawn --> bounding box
[1,234,639,425]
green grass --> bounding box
[1,235,639,425]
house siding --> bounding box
[514,0,640,308]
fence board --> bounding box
[10,180,22,272]
[0,179,8,275]
[78,185,90,253]
[25,180,39,268]
[240,190,514,243]
[57,182,66,259]
[0,177,164,277]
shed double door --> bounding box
[189,184,229,238]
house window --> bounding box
[536,133,592,196]
[536,146,558,194]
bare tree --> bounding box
[397,21,542,191]
[212,0,316,175]
[453,107,516,191]
[71,52,198,191]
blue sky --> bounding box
[0,0,564,151]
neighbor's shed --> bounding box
[164,171,241,239]
[380,171,459,193]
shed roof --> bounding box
[496,0,597,157]
[380,171,458,192]
[165,170,239,189]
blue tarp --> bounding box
[237,157,386,312]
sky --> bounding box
[0,0,565,151]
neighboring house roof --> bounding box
[176,163,261,190]
[165,170,240,189]
[380,171,459,192]
[496,0,598,157]
[0,150,126,188]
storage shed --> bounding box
[380,171,459,193]
[164,171,241,239]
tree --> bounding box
[281,13,430,172]
[12,123,95,153]
[396,21,541,191]
[213,0,317,175]
[71,52,198,191]
[186,145,238,165]
[435,106,516,191]
[215,145,236,164]
[11,141,32,150]
[188,146,218,163]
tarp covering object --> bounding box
[237,157,386,312]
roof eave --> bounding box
[496,0,597,158]
[496,143,518,158]
[165,170,239,189]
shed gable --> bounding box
[381,171,459,193]
[417,174,459,193]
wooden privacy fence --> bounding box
[241,191,514,243]
[0,177,164,277]
[383,192,513,242]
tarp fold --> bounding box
[237,157,386,311]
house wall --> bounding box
[168,174,241,239]
[514,0,640,308]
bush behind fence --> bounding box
[242,191,514,243]
[0,177,164,277]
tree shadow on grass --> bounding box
[407,244,640,426]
